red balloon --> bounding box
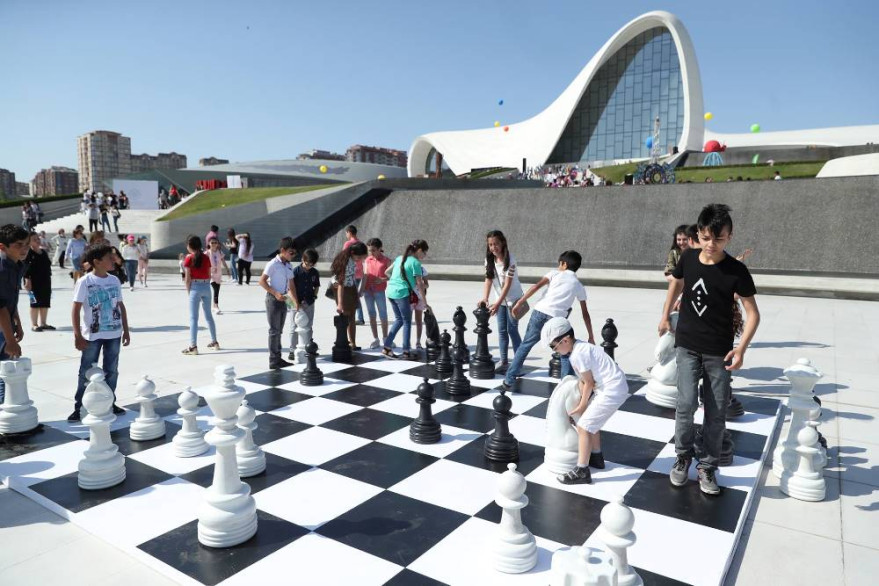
[504,126,509,132]
[703,140,722,153]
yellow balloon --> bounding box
[494,121,500,127]
[704,112,713,121]
[377,174,386,180]
[319,165,328,173]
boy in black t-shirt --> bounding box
[289,249,320,363]
[658,204,760,495]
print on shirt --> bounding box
[691,278,708,317]
[87,283,122,334]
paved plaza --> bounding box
[0,265,876,585]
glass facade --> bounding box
[547,27,685,164]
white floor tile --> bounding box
[269,396,363,425]
[378,424,482,458]
[390,459,498,515]
[360,358,425,373]
[262,426,370,466]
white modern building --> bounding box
[408,11,879,177]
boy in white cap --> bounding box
[542,316,629,485]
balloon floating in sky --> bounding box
[504,126,509,132]
[377,174,386,180]
[750,123,761,133]
[752,154,760,165]
[319,165,328,173]
[494,121,500,127]
[645,136,654,149]
[498,99,504,106]
[704,112,713,121]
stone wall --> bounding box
[0,198,81,227]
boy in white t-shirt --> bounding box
[502,250,594,390]
[68,244,131,421]
[541,317,629,485]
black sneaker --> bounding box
[500,381,512,393]
[698,468,721,495]
[495,361,509,374]
[112,404,125,415]
[670,455,692,486]
[287,352,297,361]
[355,320,365,326]
[558,466,592,485]
[588,451,606,469]
[67,409,81,421]
[270,359,293,369]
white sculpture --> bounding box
[493,463,538,574]
[293,309,312,364]
[0,358,39,434]
[545,375,581,474]
[597,496,643,586]
[129,376,166,441]
[78,372,126,490]
[172,387,208,457]
[197,365,258,548]
[236,400,266,477]
[645,312,678,408]
[773,358,824,479]
[779,421,826,502]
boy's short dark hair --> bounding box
[558,250,582,272]
[302,249,318,264]
[279,236,296,252]
[84,244,112,266]
[210,225,219,232]
[0,224,29,246]
[697,204,733,237]
[366,238,382,249]
[345,225,357,236]
[686,224,699,242]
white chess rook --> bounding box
[197,365,258,548]
[493,463,538,574]
[0,358,39,434]
[597,496,643,586]
[78,372,126,490]
[544,376,580,474]
[172,387,209,458]
[236,400,266,477]
[645,312,679,408]
[779,421,826,502]
[129,375,166,441]
[773,358,823,479]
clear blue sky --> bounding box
[2,0,877,180]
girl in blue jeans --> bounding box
[383,239,429,359]
[182,235,219,355]
[480,230,523,373]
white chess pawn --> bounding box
[172,387,208,457]
[129,375,165,441]
[493,463,538,574]
[236,400,266,477]
[78,372,126,490]
[779,421,826,502]
[597,496,643,586]
[0,358,39,434]
[293,309,312,364]
[85,362,104,380]
[544,376,580,474]
[773,358,823,479]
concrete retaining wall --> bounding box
[0,198,81,227]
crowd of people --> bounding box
[79,190,127,233]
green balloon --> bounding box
[752,154,760,165]
[750,123,761,133]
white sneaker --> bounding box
[369,338,381,349]
[130,286,134,291]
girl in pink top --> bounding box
[206,237,229,314]
[362,238,392,349]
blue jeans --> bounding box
[189,282,217,347]
[228,253,239,282]
[495,305,521,363]
[0,330,8,403]
[74,337,121,410]
[363,290,388,321]
[124,260,137,287]
[675,347,732,471]
[384,296,412,352]
[504,309,570,386]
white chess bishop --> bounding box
[0,358,39,434]
[645,312,678,408]
[172,387,208,457]
[129,375,165,441]
[493,463,538,574]
[78,372,126,490]
[545,376,581,474]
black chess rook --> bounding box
[410,378,442,444]
[331,314,352,363]
[484,389,519,462]
[469,303,495,379]
[300,342,324,386]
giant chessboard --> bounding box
[0,351,781,585]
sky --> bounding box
[2,0,878,180]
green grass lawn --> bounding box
[159,184,338,221]
[590,160,826,184]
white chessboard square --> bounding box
[276,378,358,397]
[368,392,456,419]
[526,461,646,503]
[409,516,565,585]
[364,373,432,393]
[254,468,382,530]
[464,389,547,414]
[466,374,507,389]
[269,397,363,426]
[359,358,425,373]
[190,379,269,396]
[508,414,548,447]
[646,443,763,493]
[263,426,371,466]
[222,533,403,586]
[725,410,778,436]
[76,477,203,546]
[390,459,499,515]
[127,441,216,475]
[378,424,482,458]
[0,439,88,487]
[522,368,559,382]
[602,410,675,443]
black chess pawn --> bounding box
[331,314,352,363]
[469,303,495,379]
[300,341,324,386]
[445,346,472,396]
[410,378,442,444]
[548,352,562,378]
[600,318,618,360]
[484,388,519,462]
[451,306,470,364]
[435,330,453,377]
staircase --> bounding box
[35,209,165,240]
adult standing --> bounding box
[120,235,139,291]
[100,202,112,232]
[65,228,87,281]
[382,240,429,359]
[51,228,69,268]
[342,225,366,325]
[23,232,54,331]
[225,228,240,284]
[182,235,219,355]
[110,204,121,233]
[236,232,254,285]
[136,236,150,287]
[87,197,100,232]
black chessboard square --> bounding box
[522,401,548,418]
[433,403,501,434]
[429,379,488,403]
[476,481,604,545]
[321,384,403,407]
[736,394,781,416]
[110,421,182,456]
[445,435,545,476]
[384,569,448,586]
[251,413,311,446]
[317,491,468,566]
[321,442,438,488]
[319,408,411,441]
[402,364,446,380]
[245,387,313,412]
[138,509,308,586]
[626,376,648,394]
[619,393,675,420]
[179,452,310,494]
[600,430,668,470]
[29,458,173,514]
[667,425,768,462]
[506,377,556,397]
[239,369,300,386]
[334,352,385,366]
[329,367,392,384]
[122,393,207,418]
[624,470,746,532]
[0,424,78,461]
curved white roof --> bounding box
[408,11,704,176]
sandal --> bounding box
[381,347,398,359]
[400,351,417,360]
[31,326,43,332]
[41,324,56,330]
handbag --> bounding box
[324,279,337,300]
[401,260,419,305]
[493,270,529,320]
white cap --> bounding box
[541,317,574,349]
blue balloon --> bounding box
[645,137,653,149]
[498,99,504,106]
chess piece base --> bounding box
[468,359,495,380]
[445,378,471,396]
[299,371,324,386]
[644,380,677,409]
[331,349,352,363]
[409,420,441,444]
[544,447,579,475]
[485,434,519,463]
[78,451,126,490]
[237,448,267,478]
[0,405,39,434]
[130,418,166,442]
[550,546,617,586]
[172,432,209,458]
[197,483,258,548]
[426,344,440,363]
[779,471,826,502]
[494,528,538,574]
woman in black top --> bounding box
[226,228,239,283]
[23,232,54,331]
